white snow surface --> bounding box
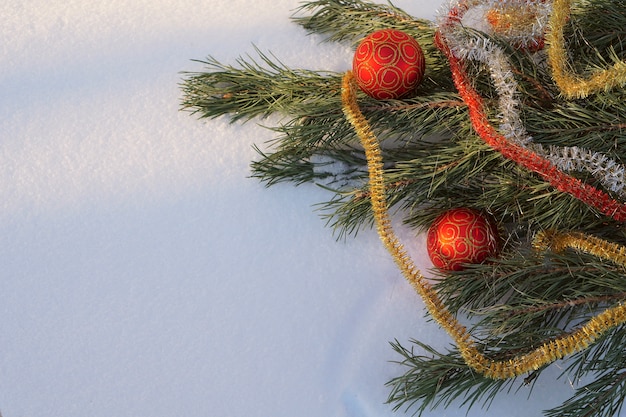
[0,1,593,416]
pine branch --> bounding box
[568,0,626,65]
[387,339,522,416]
[545,328,626,417]
[180,48,342,122]
[548,371,626,417]
[180,0,626,415]
[292,0,432,44]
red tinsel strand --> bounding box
[433,28,626,222]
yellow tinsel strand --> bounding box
[341,71,626,379]
[547,0,626,99]
[533,229,626,270]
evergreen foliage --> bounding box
[180,0,626,415]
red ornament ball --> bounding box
[352,29,425,100]
[426,208,500,271]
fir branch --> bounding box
[527,101,626,154]
[292,0,431,44]
[545,327,626,417]
[251,144,369,186]
[250,145,318,186]
[502,293,626,319]
[387,340,521,416]
[181,0,626,415]
[433,248,626,337]
[180,48,342,122]
[569,0,626,63]
[547,370,626,417]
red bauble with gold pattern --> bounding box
[352,29,425,100]
[426,207,500,271]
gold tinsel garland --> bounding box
[341,70,626,379]
[547,0,626,98]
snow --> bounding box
[0,1,595,416]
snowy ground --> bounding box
[0,1,598,416]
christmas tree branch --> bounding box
[292,0,431,43]
[180,48,342,122]
[545,328,626,417]
[387,340,518,415]
[180,0,626,414]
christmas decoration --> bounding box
[484,0,546,50]
[426,207,500,271]
[181,0,626,415]
[548,0,626,98]
[352,28,425,99]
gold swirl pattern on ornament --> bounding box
[427,208,497,270]
[341,70,626,380]
[547,0,626,98]
[353,29,425,99]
